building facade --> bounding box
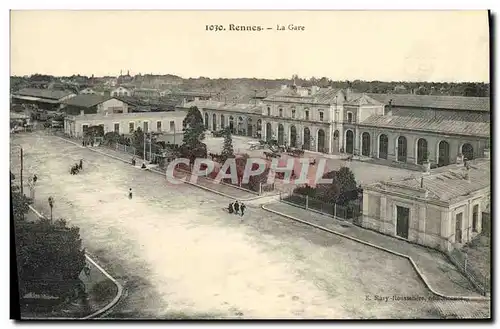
[133,88,161,99]
[362,159,490,253]
[261,85,385,153]
[62,95,132,116]
[111,86,133,97]
[179,100,263,137]
[64,110,186,140]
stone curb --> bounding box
[55,136,264,202]
[25,205,125,320]
[261,205,490,302]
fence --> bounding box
[280,192,362,222]
[448,247,490,296]
[111,143,164,164]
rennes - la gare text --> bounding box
[205,24,305,31]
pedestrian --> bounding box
[33,174,37,184]
[128,188,133,199]
[132,157,136,166]
[141,163,147,169]
[79,159,83,170]
[228,202,234,214]
[233,200,240,215]
[82,140,85,147]
[240,203,246,217]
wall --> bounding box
[66,111,186,137]
[98,98,129,114]
[353,126,488,164]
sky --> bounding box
[10,10,490,82]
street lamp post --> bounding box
[48,196,54,223]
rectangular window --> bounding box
[279,108,283,117]
[129,122,135,133]
[267,107,271,116]
[169,121,175,131]
[292,110,296,119]
[472,205,479,232]
[157,121,162,132]
[114,123,119,133]
[455,212,463,243]
[82,124,88,135]
[143,121,149,133]
[319,112,324,121]
[347,112,353,123]
[305,110,309,121]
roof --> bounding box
[11,95,60,104]
[14,88,74,100]
[62,94,111,108]
[68,110,186,121]
[359,114,490,138]
[366,93,490,112]
[344,94,383,106]
[264,87,344,105]
[370,159,490,204]
[171,91,213,97]
[180,100,263,115]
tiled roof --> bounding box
[366,93,490,112]
[392,159,490,203]
[344,94,383,106]
[171,91,213,97]
[181,100,263,115]
[70,110,186,121]
[15,88,75,100]
[62,94,111,108]
[359,114,490,138]
[264,87,343,105]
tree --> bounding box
[182,106,205,146]
[181,106,207,163]
[104,132,120,146]
[15,219,86,299]
[12,185,86,299]
[220,127,234,162]
[132,127,145,156]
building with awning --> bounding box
[11,88,76,110]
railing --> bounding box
[448,246,490,296]
[279,191,362,222]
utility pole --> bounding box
[20,147,23,196]
[143,132,146,162]
[149,133,152,163]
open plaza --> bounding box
[11,131,481,319]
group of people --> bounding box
[131,157,147,169]
[227,200,246,217]
[70,159,84,175]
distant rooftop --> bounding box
[14,88,75,100]
[180,100,262,115]
[366,93,490,112]
[62,94,111,108]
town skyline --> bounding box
[10,10,490,83]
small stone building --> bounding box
[361,159,490,252]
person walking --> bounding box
[228,202,234,214]
[128,188,133,199]
[233,200,240,215]
[240,202,246,217]
[79,159,83,170]
[33,174,37,184]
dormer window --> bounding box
[347,112,353,123]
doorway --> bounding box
[396,205,410,239]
